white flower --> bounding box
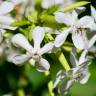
[0,1,17,30]
[91,6,96,22]
[54,10,96,49]
[53,48,91,94]
[41,0,74,9]
[10,26,54,72]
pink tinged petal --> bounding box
[36,58,50,72]
[88,35,96,49]
[79,50,88,64]
[11,33,34,53]
[10,0,22,5]
[9,54,30,65]
[91,6,96,21]
[54,28,71,47]
[32,26,45,51]
[80,68,90,84]
[70,48,79,67]
[54,12,72,26]
[78,16,95,29]
[0,1,14,15]
[40,42,54,55]
[72,31,88,50]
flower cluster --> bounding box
[0,0,96,95]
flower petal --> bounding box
[8,53,30,65]
[0,24,17,30]
[54,28,71,47]
[54,12,72,26]
[91,6,96,21]
[32,26,45,51]
[40,42,54,55]
[36,58,50,72]
[79,50,88,64]
[41,0,52,9]
[0,1,14,15]
[58,79,73,94]
[11,33,34,53]
[72,31,88,50]
[78,16,96,30]
[79,68,90,84]
[88,35,96,49]
[70,48,79,67]
[0,16,15,25]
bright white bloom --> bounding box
[41,0,75,9]
[10,26,54,72]
[54,10,96,49]
[0,1,17,30]
[53,48,91,94]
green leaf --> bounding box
[58,1,90,12]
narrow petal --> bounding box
[72,31,88,50]
[0,1,14,15]
[54,28,71,47]
[8,53,30,65]
[70,48,79,67]
[79,50,88,64]
[32,26,45,51]
[40,42,54,55]
[11,33,34,53]
[54,12,72,26]
[91,6,96,21]
[79,68,90,84]
[88,35,96,49]
[36,58,50,72]
[0,16,15,25]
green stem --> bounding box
[48,81,55,96]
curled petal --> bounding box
[11,33,34,53]
[40,42,54,55]
[54,28,71,47]
[36,58,50,72]
[32,26,45,51]
[0,1,14,15]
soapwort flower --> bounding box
[54,9,96,50]
[53,48,91,94]
[10,26,54,72]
